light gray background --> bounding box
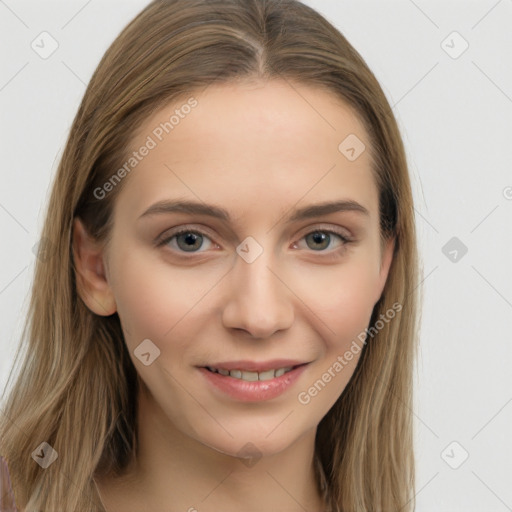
[1,1,511,510]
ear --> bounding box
[373,236,395,306]
[72,217,117,316]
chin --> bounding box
[195,425,308,462]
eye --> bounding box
[293,228,351,253]
[156,225,352,256]
[157,228,216,253]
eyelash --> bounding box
[156,224,353,258]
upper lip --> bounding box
[201,359,309,372]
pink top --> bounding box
[0,456,18,512]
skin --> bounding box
[73,79,394,512]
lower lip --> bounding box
[198,364,309,402]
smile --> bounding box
[199,362,310,402]
[205,366,295,381]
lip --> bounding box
[198,362,310,402]
[201,359,308,372]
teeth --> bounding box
[207,366,294,381]
[241,371,259,382]
[258,369,276,381]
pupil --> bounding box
[308,232,329,250]
[178,232,202,251]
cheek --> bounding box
[329,275,376,345]
[108,247,223,351]
[108,253,211,421]
[292,256,379,346]
[292,265,376,413]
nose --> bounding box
[221,247,294,339]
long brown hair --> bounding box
[0,1,421,510]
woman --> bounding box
[0,1,421,510]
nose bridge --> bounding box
[238,246,279,299]
[222,239,293,337]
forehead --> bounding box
[114,79,378,224]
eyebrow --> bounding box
[138,198,370,223]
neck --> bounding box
[95,383,327,512]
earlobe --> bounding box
[72,217,117,316]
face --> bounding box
[75,79,394,460]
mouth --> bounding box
[198,360,311,402]
[203,364,306,382]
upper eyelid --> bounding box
[158,224,217,243]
